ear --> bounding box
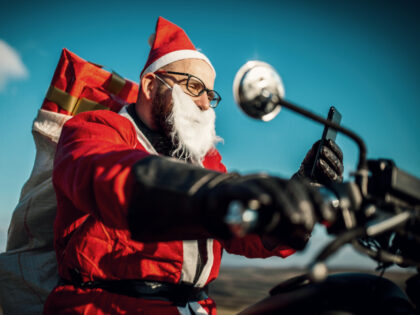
[140,73,157,101]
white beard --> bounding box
[166,84,222,163]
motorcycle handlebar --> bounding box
[224,178,419,276]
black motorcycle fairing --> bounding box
[239,273,415,315]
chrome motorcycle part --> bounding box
[233,61,284,121]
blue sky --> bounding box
[0,0,419,269]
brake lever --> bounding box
[365,210,412,237]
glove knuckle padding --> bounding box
[321,146,342,175]
[327,139,343,162]
[320,159,339,181]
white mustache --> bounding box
[167,84,222,163]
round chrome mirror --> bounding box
[233,61,285,121]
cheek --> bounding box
[153,85,167,104]
[162,93,173,116]
[152,90,172,120]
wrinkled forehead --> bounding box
[161,59,215,89]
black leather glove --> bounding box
[202,175,321,249]
[129,156,322,250]
[294,139,344,185]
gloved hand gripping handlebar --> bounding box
[128,155,322,249]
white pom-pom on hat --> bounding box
[148,33,156,47]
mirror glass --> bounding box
[233,61,285,121]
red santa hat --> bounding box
[140,17,215,78]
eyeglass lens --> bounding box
[186,76,220,107]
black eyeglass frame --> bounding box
[154,70,222,108]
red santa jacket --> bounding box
[44,107,295,315]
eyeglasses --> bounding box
[154,70,221,108]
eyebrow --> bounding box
[156,70,207,85]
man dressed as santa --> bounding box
[44,17,344,314]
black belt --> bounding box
[59,269,208,307]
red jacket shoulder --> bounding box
[59,110,139,149]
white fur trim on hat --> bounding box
[141,49,215,78]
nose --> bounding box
[194,92,210,111]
